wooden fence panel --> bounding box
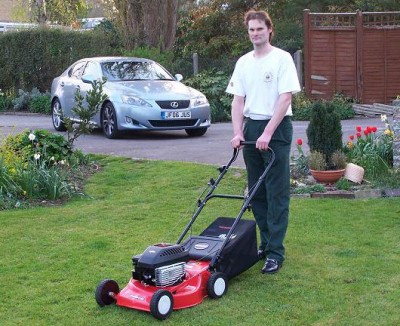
[304,10,400,104]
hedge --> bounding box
[0,28,121,94]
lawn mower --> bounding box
[95,142,275,320]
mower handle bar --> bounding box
[176,142,275,260]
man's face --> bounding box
[247,19,271,46]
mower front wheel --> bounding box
[95,279,119,307]
[150,290,174,320]
[207,272,228,299]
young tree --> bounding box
[14,0,88,25]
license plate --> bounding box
[161,111,191,119]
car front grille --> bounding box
[156,100,190,109]
[149,119,198,127]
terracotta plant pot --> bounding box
[310,169,345,184]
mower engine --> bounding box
[132,243,189,287]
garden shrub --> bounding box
[0,128,93,209]
[2,129,73,165]
[184,69,232,122]
[29,93,51,114]
[292,91,313,121]
[306,100,343,169]
[292,92,355,121]
[12,88,50,113]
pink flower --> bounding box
[356,126,362,132]
[349,135,354,140]
[297,138,303,146]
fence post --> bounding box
[294,50,303,89]
[193,53,199,75]
[392,100,400,170]
[303,9,310,96]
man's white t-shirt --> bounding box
[226,47,301,120]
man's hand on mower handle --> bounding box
[231,134,245,149]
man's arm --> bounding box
[230,95,246,148]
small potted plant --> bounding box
[306,100,347,183]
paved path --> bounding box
[0,113,385,168]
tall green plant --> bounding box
[306,100,343,169]
[64,78,108,147]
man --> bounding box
[226,10,301,274]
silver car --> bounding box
[50,57,211,138]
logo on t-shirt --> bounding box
[264,72,273,83]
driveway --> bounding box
[0,113,384,168]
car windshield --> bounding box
[101,61,174,81]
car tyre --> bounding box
[95,279,119,307]
[150,290,173,320]
[185,127,207,137]
[101,102,120,139]
[207,272,228,299]
[51,99,67,131]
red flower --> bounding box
[372,126,377,132]
[366,126,372,133]
[349,135,355,140]
[297,138,303,146]
[356,132,361,138]
[364,129,369,136]
[356,126,362,132]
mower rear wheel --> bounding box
[95,279,119,307]
[150,290,174,320]
[207,272,228,299]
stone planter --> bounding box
[310,169,345,184]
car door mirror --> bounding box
[81,74,96,84]
[174,74,183,82]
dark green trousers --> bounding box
[243,117,293,263]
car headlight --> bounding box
[121,95,152,107]
[191,95,209,107]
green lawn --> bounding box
[0,156,399,325]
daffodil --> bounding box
[28,133,36,141]
[384,129,393,137]
[34,153,41,160]
[380,114,387,122]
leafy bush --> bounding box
[2,129,73,165]
[329,93,355,120]
[292,91,313,121]
[12,87,51,113]
[184,69,232,122]
[0,129,93,209]
[29,93,51,114]
[292,92,355,121]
